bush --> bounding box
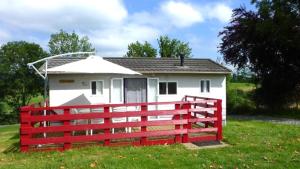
[227,82,256,114]
[0,112,18,125]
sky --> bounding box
[0,0,255,60]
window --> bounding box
[200,80,210,93]
[159,82,167,94]
[159,82,177,95]
[91,81,103,95]
[168,82,177,94]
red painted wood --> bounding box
[188,135,217,142]
[182,103,191,143]
[19,96,223,152]
[213,101,218,133]
[189,108,217,112]
[145,139,174,145]
[21,109,188,123]
[20,106,31,152]
[104,106,110,146]
[63,108,71,150]
[188,117,217,123]
[21,119,188,134]
[174,104,181,143]
[22,129,187,145]
[140,105,147,145]
[216,100,223,141]
[20,101,187,112]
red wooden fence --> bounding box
[20,96,222,152]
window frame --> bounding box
[90,80,104,96]
[200,79,211,93]
[159,81,178,95]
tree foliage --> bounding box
[0,41,48,113]
[219,0,300,108]
[125,41,157,57]
[48,29,95,55]
[158,36,192,58]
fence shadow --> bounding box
[2,133,19,154]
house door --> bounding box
[124,78,147,103]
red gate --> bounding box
[20,96,222,152]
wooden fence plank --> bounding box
[19,96,223,152]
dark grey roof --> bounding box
[45,57,231,74]
[46,56,87,69]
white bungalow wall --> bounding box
[48,74,227,122]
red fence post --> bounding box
[216,100,223,141]
[174,104,181,143]
[20,106,31,152]
[104,106,110,146]
[182,103,191,143]
[63,108,71,150]
[140,105,148,145]
[205,101,209,128]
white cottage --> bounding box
[43,55,230,123]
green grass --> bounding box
[228,82,256,92]
[0,120,299,169]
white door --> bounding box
[148,78,158,104]
[111,78,123,103]
[148,78,159,120]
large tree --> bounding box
[158,36,192,58]
[219,0,300,107]
[125,41,157,57]
[0,41,48,114]
[48,29,95,55]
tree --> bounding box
[48,29,95,55]
[219,0,300,108]
[158,36,192,58]
[0,41,48,114]
[125,41,157,57]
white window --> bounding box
[91,80,104,95]
[159,82,177,95]
[200,80,210,93]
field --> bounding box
[0,119,299,169]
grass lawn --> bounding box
[228,82,256,92]
[0,120,299,169]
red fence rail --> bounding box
[20,96,222,152]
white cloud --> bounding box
[205,3,232,23]
[161,1,204,28]
[0,0,159,56]
[0,0,232,56]
[0,0,128,32]
[160,1,232,27]
[90,24,160,56]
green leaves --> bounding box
[48,29,95,55]
[0,41,47,115]
[125,36,192,58]
[158,35,192,58]
[219,0,300,108]
[125,41,157,58]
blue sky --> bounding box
[0,0,255,60]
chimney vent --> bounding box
[180,54,184,66]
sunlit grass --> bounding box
[0,120,299,169]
